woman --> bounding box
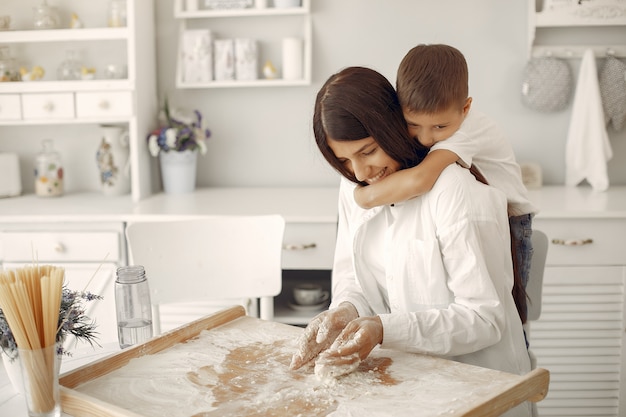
[290,67,531,416]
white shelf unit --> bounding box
[173,0,312,88]
[527,0,626,58]
[0,0,157,202]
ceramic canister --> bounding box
[96,124,131,196]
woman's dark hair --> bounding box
[313,66,428,184]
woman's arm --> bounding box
[330,178,377,317]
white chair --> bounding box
[125,215,285,334]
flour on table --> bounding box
[74,316,526,417]
[314,352,361,384]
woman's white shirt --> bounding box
[330,164,531,380]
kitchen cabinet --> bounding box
[527,0,626,58]
[0,0,157,202]
[528,186,626,417]
[0,222,128,347]
[0,187,339,329]
[173,0,311,88]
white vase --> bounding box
[159,150,198,194]
[96,124,131,196]
[2,352,23,394]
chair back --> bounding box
[527,230,548,322]
[125,215,285,332]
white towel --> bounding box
[565,49,613,191]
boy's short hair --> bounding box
[396,44,469,114]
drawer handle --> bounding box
[54,242,66,253]
[551,238,593,246]
[99,100,110,110]
[43,101,55,112]
[283,243,317,251]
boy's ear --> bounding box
[462,97,473,116]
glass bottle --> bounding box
[0,46,19,82]
[33,0,59,30]
[115,266,153,349]
[57,49,83,81]
[108,0,127,27]
[34,139,64,197]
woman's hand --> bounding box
[317,316,383,366]
[289,302,358,370]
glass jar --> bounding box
[33,0,59,30]
[108,0,127,27]
[0,46,19,82]
[34,139,64,197]
[57,49,83,81]
[115,266,153,349]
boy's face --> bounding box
[403,97,472,148]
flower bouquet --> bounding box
[147,99,211,157]
[147,99,211,194]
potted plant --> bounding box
[147,99,211,194]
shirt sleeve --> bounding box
[431,129,478,169]
[328,178,376,318]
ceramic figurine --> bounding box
[81,66,96,80]
[19,65,45,81]
[70,13,83,29]
[263,60,277,79]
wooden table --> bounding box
[59,306,549,417]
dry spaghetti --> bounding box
[0,265,64,414]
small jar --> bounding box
[57,49,83,81]
[0,46,19,82]
[34,139,64,197]
[108,0,127,27]
[33,0,59,30]
[115,266,153,349]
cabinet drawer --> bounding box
[0,231,121,263]
[76,91,132,118]
[282,222,336,270]
[533,218,626,266]
[0,94,22,120]
[21,93,75,119]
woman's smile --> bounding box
[366,167,389,184]
[327,136,401,184]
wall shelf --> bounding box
[174,0,312,88]
[0,0,158,202]
[0,27,129,43]
[528,0,626,58]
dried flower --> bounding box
[147,98,211,157]
[0,286,102,361]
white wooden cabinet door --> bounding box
[532,265,625,417]
[532,217,626,416]
[0,222,126,348]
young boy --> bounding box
[354,44,537,324]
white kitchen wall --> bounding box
[154,0,626,189]
[3,1,625,194]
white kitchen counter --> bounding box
[0,187,340,223]
[528,185,626,219]
[1,185,626,223]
